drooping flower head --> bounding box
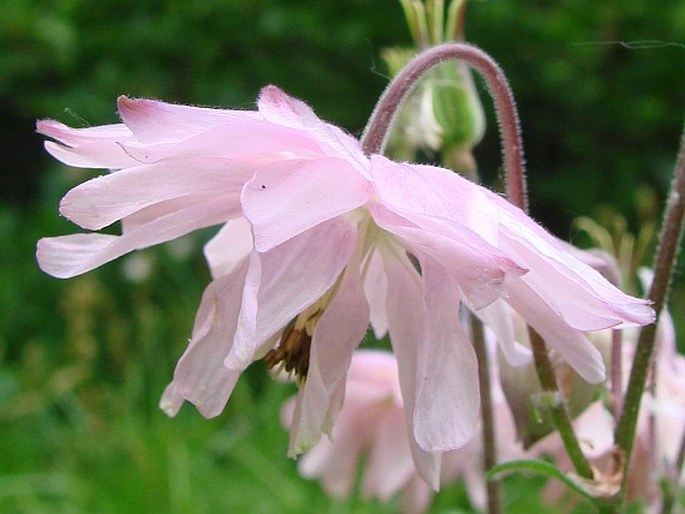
[37,85,654,487]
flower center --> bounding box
[264,299,328,383]
[264,214,378,384]
[264,323,313,381]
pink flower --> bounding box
[37,86,654,488]
[284,349,525,513]
[283,350,434,513]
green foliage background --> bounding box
[0,0,683,512]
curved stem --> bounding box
[615,121,685,476]
[360,42,528,211]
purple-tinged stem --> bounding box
[611,329,623,419]
[360,42,528,212]
[615,121,685,480]
[471,315,503,514]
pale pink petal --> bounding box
[574,402,616,458]
[257,85,325,130]
[363,248,390,339]
[117,96,261,142]
[564,244,622,282]
[400,476,435,514]
[257,85,368,172]
[118,120,326,165]
[288,249,370,454]
[506,277,606,384]
[480,189,655,328]
[203,217,254,279]
[298,396,376,497]
[166,263,248,417]
[226,217,357,368]
[298,438,354,497]
[38,194,239,278]
[370,203,525,309]
[369,155,500,246]
[474,299,532,367]
[159,382,185,417]
[363,406,416,500]
[37,233,118,279]
[414,257,480,452]
[59,157,254,230]
[37,120,138,169]
[500,224,654,330]
[382,242,441,489]
[345,350,402,401]
[241,157,371,252]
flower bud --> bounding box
[383,0,485,177]
[382,50,484,171]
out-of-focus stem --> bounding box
[676,426,685,498]
[615,122,685,475]
[471,316,503,514]
[360,42,528,210]
[611,330,623,419]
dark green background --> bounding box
[0,1,683,512]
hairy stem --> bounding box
[472,316,503,514]
[615,122,685,475]
[360,42,527,210]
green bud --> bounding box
[381,48,485,176]
[383,0,485,177]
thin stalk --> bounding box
[471,315,503,514]
[529,328,595,479]
[428,0,444,44]
[445,0,467,41]
[360,42,528,211]
[399,0,422,47]
[413,2,430,48]
[675,425,685,497]
[611,329,623,419]
[615,122,685,474]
